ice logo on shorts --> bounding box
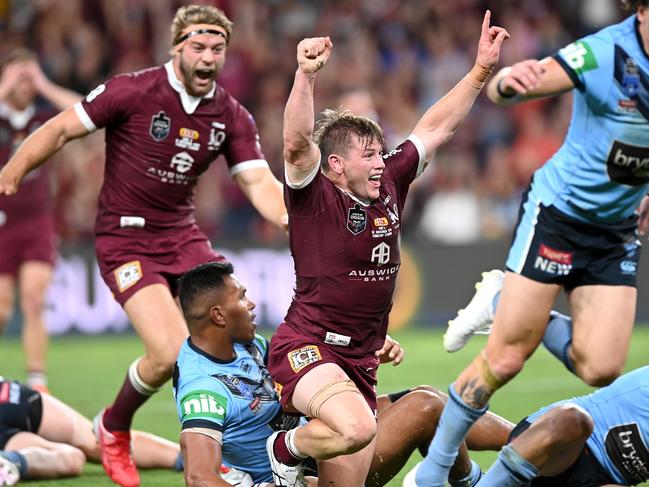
[620,260,637,275]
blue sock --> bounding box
[416,384,488,487]
[174,452,184,471]
[478,445,538,486]
[542,311,575,373]
[450,459,482,487]
[0,451,28,477]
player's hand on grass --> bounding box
[297,37,333,75]
[376,334,404,366]
[475,10,510,71]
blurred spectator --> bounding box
[0,0,628,246]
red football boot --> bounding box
[94,409,140,487]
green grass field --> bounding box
[3,326,649,486]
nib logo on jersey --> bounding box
[534,244,573,276]
[607,140,649,186]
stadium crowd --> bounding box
[0,0,629,245]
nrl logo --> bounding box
[149,111,171,141]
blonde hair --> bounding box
[170,5,233,46]
[314,109,385,172]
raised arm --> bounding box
[412,10,509,157]
[283,36,332,185]
[180,431,232,487]
[0,107,89,195]
[486,56,574,106]
[23,60,82,110]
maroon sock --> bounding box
[103,371,152,432]
[272,431,302,466]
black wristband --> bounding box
[496,78,516,99]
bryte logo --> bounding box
[607,140,649,186]
[181,391,226,421]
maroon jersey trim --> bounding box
[406,134,427,178]
[284,158,322,189]
[74,102,96,132]
[230,159,269,176]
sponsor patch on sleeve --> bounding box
[288,345,322,373]
[114,261,143,293]
[559,40,598,74]
[180,390,227,422]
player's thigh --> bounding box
[486,271,560,363]
[123,283,188,360]
[17,261,53,315]
[317,437,376,487]
[0,274,15,327]
[370,390,443,486]
[292,362,375,431]
[36,393,96,456]
[568,285,636,366]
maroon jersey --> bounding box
[75,62,267,237]
[283,137,426,357]
[0,104,54,224]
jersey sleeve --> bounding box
[283,168,334,217]
[553,32,614,104]
[176,377,230,435]
[383,135,427,202]
[74,74,139,132]
[223,102,268,176]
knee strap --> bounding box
[307,380,361,419]
[475,351,506,391]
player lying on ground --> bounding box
[173,262,513,487]
[0,378,182,484]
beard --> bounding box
[178,56,216,97]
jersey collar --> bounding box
[187,337,236,364]
[164,61,216,115]
[0,102,35,130]
[634,16,649,63]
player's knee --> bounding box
[488,351,525,383]
[147,350,177,379]
[408,389,445,420]
[60,448,86,477]
[338,416,376,454]
[547,404,593,443]
[19,290,47,321]
[578,362,623,387]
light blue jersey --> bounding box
[173,335,281,483]
[528,366,649,485]
[532,15,649,223]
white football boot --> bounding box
[0,456,19,486]
[443,269,504,352]
[266,431,307,487]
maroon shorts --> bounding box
[268,323,380,413]
[0,216,56,277]
[95,224,225,306]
